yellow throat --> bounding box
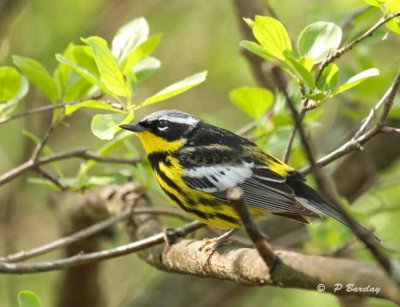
[135,131,186,154]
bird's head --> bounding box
[120,110,199,154]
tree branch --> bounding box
[121,184,400,303]
[1,183,399,302]
[0,149,142,187]
[0,207,190,263]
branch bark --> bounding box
[111,184,400,303]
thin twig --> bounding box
[35,167,67,191]
[0,221,203,274]
[0,149,142,187]
[0,102,76,125]
[301,73,400,174]
[382,126,400,134]
[297,73,400,279]
[272,71,318,168]
[227,187,278,272]
[31,123,55,161]
[0,207,191,263]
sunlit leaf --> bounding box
[82,36,129,97]
[55,54,103,89]
[73,46,101,79]
[240,41,294,77]
[317,63,339,91]
[299,57,315,71]
[240,40,278,63]
[13,56,59,103]
[65,100,124,115]
[112,17,149,63]
[55,44,89,100]
[333,68,379,95]
[297,22,342,62]
[0,77,29,117]
[17,290,42,307]
[133,56,161,81]
[229,86,274,119]
[140,71,207,106]
[243,17,255,28]
[306,91,328,102]
[91,112,133,140]
[121,34,162,74]
[0,66,22,103]
[283,53,315,88]
[252,16,292,62]
[364,0,383,7]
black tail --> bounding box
[287,175,381,243]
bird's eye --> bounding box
[157,120,169,132]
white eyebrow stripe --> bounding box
[159,115,199,126]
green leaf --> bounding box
[306,91,328,102]
[121,34,162,74]
[229,86,274,119]
[299,56,315,71]
[317,63,339,91]
[82,36,129,97]
[252,16,292,62]
[17,290,42,307]
[363,0,385,7]
[54,44,94,100]
[73,46,101,78]
[386,16,400,35]
[297,22,342,62]
[333,68,379,95]
[386,19,400,35]
[133,56,161,81]
[112,17,149,63]
[240,40,278,63]
[243,17,255,28]
[283,53,315,88]
[91,112,133,140]
[0,77,29,118]
[13,56,59,103]
[55,54,103,89]
[65,100,124,115]
[0,66,22,103]
[140,71,207,106]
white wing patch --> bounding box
[182,162,254,192]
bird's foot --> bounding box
[199,229,238,265]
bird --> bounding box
[120,109,379,244]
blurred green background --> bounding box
[0,0,399,306]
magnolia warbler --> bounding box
[120,110,378,240]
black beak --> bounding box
[119,124,146,132]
